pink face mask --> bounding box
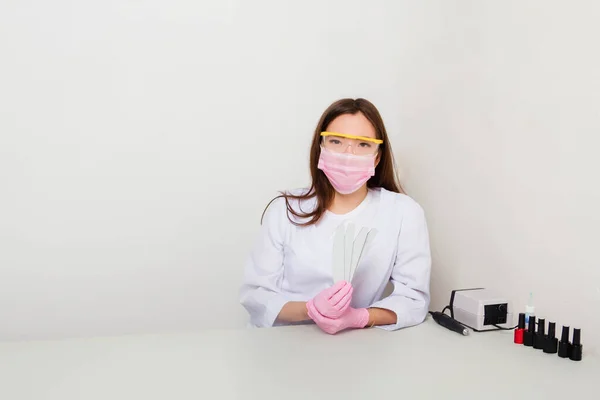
[317,147,376,194]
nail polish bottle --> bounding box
[558,326,571,358]
[569,328,583,361]
[534,318,545,350]
[543,322,558,354]
[523,315,535,347]
[524,292,535,326]
[514,313,525,344]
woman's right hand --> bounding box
[309,280,353,319]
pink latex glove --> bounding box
[310,280,353,319]
[307,301,370,335]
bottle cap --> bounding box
[517,313,526,329]
[573,328,581,345]
[525,305,535,314]
[525,292,534,315]
[528,316,536,332]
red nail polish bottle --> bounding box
[514,313,525,344]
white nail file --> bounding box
[350,227,369,282]
[332,224,346,283]
[344,223,355,281]
[363,228,378,255]
[352,228,378,281]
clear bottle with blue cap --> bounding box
[525,292,535,326]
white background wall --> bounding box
[0,0,443,339]
[1,1,598,350]
[403,1,600,352]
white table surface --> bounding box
[0,317,598,400]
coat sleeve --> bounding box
[369,198,432,331]
[239,197,291,327]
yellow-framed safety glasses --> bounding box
[320,131,383,156]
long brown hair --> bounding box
[262,98,403,226]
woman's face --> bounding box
[324,112,381,165]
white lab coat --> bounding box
[239,187,431,331]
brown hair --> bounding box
[262,98,403,226]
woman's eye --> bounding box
[359,142,372,148]
[329,139,342,145]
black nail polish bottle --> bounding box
[558,326,571,358]
[569,328,583,361]
[543,322,558,354]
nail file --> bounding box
[352,228,378,282]
[350,227,369,281]
[344,223,355,281]
[332,224,346,283]
[363,228,378,253]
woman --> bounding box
[239,98,431,334]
